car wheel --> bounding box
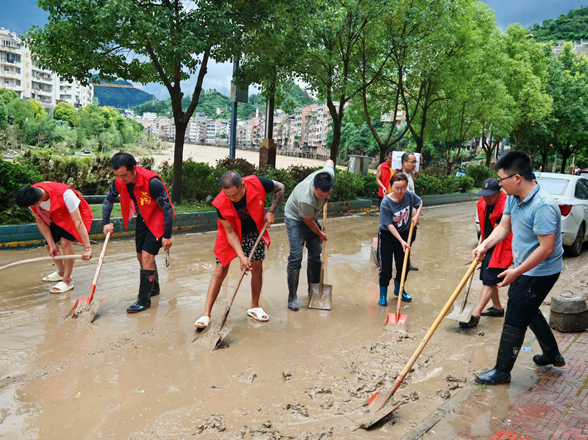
[567,223,585,257]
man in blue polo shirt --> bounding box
[472,151,564,385]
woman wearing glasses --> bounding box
[377,173,423,306]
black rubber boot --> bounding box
[476,324,526,384]
[528,310,565,367]
[127,269,154,314]
[287,268,301,311]
[150,261,160,297]
[307,261,321,295]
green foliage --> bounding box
[0,157,42,225]
[30,100,46,119]
[415,174,474,195]
[331,169,363,202]
[466,164,498,187]
[6,99,34,128]
[159,158,220,203]
[0,89,19,105]
[530,7,588,43]
[357,173,379,198]
[54,102,79,126]
[215,157,257,178]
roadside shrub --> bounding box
[357,173,379,198]
[466,164,497,187]
[160,158,219,203]
[215,157,257,178]
[0,157,42,225]
[331,169,361,202]
[415,174,474,195]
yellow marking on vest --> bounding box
[140,191,152,206]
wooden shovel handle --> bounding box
[391,259,479,393]
[320,203,328,284]
[396,221,415,319]
[88,232,111,303]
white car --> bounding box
[535,173,588,257]
[473,173,588,257]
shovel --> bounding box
[217,223,269,333]
[385,221,415,331]
[347,259,479,428]
[446,236,482,321]
[65,232,111,321]
[309,204,332,310]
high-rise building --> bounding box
[0,27,93,108]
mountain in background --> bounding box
[92,76,156,108]
[529,7,588,43]
[130,83,317,119]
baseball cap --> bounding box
[475,178,500,196]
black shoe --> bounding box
[459,315,480,328]
[127,269,154,314]
[287,268,300,311]
[533,353,565,367]
[481,306,504,317]
[528,310,565,367]
[475,324,526,385]
[408,264,418,271]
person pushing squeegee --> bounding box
[194,171,286,330]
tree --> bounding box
[503,24,552,151]
[6,99,34,129]
[30,99,46,119]
[0,89,19,106]
[26,0,285,202]
[54,102,79,126]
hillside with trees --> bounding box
[130,83,316,119]
[529,7,588,43]
[92,77,156,108]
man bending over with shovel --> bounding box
[473,151,564,385]
[459,178,512,328]
[102,152,175,314]
[284,159,335,311]
[194,172,285,329]
[16,183,93,293]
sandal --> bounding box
[43,271,63,282]
[247,307,269,322]
[50,281,74,294]
[194,316,211,329]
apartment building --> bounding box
[0,27,93,108]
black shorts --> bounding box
[135,216,162,256]
[49,222,77,244]
[480,251,507,286]
[216,230,266,266]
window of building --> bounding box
[1,53,21,63]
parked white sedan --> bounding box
[473,173,588,256]
[535,173,588,256]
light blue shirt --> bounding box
[503,183,563,276]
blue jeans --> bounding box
[285,217,322,286]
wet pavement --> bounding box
[0,201,586,439]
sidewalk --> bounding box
[405,330,588,439]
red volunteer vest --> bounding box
[379,161,393,197]
[115,166,175,239]
[478,192,513,269]
[31,182,93,243]
[212,175,271,266]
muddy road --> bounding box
[0,202,586,439]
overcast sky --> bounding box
[3,0,585,100]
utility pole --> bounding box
[229,61,239,159]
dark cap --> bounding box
[475,178,500,196]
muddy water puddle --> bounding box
[0,202,582,439]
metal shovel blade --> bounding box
[385,312,408,331]
[308,283,332,310]
[65,298,103,322]
[445,300,475,322]
[345,393,403,428]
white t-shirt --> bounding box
[39,189,81,213]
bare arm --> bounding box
[497,233,556,287]
[473,215,512,261]
[265,180,285,227]
[220,218,250,272]
[413,202,423,225]
[70,208,92,260]
[33,211,59,257]
[303,216,327,243]
[376,165,387,195]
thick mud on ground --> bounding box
[0,202,586,439]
